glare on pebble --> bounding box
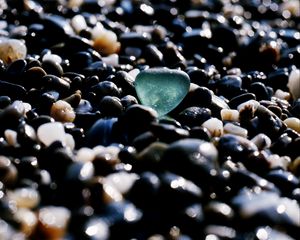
[256,228,268,240]
[276,204,286,214]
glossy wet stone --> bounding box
[135,68,190,117]
[217,134,258,164]
[161,138,219,189]
[177,107,211,128]
[232,189,300,234]
[86,118,119,147]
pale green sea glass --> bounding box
[135,68,190,117]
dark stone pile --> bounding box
[0,0,299,239]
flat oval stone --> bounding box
[135,68,190,117]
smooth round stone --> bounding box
[216,75,243,99]
[0,39,27,65]
[86,118,118,147]
[83,217,109,240]
[37,122,66,146]
[201,118,224,137]
[284,117,300,133]
[14,208,38,237]
[135,68,190,117]
[50,100,76,123]
[177,107,211,127]
[232,190,300,227]
[7,187,40,209]
[224,123,248,138]
[161,138,219,186]
[104,172,139,195]
[217,134,258,163]
[38,206,71,239]
[287,68,300,100]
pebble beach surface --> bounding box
[0,0,300,239]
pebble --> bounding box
[38,206,71,239]
[93,28,121,55]
[4,129,18,146]
[287,68,300,100]
[251,133,272,150]
[284,117,300,133]
[0,39,27,65]
[0,155,18,187]
[37,122,66,146]
[135,68,190,117]
[104,172,139,195]
[224,123,248,138]
[220,109,240,122]
[237,100,260,112]
[7,187,40,209]
[177,107,211,128]
[202,118,224,137]
[161,138,218,187]
[70,14,88,34]
[50,100,76,123]
[233,189,300,227]
[14,208,38,237]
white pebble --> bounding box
[38,206,71,239]
[251,133,271,150]
[104,172,139,194]
[42,52,62,64]
[11,100,26,116]
[102,54,119,67]
[103,182,123,203]
[85,218,109,240]
[221,109,240,122]
[50,100,76,123]
[0,39,27,64]
[4,129,18,146]
[76,147,95,162]
[105,146,121,159]
[284,117,300,133]
[202,118,224,137]
[274,89,291,101]
[22,102,32,113]
[287,68,300,100]
[65,133,75,150]
[92,145,106,155]
[7,188,40,209]
[37,122,66,146]
[133,25,155,34]
[14,208,38,237]
[237,100,260,112]
[71,14,87,33]
[224,123,248,138]
[91,22,105,40]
